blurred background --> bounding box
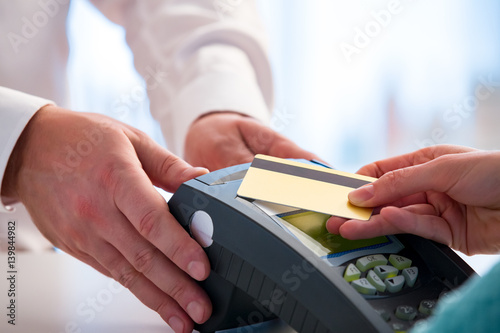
[67,0,500,172]
[66,0,500,272]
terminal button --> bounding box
[374,265,398,280]
[189,210,214,248]
[402,267,418,287]
[418,299,437,315]
[344,263,361,282]
[385,275,405,293]
[389,254,412,270]
[376,309,391,322]
[355,254,387,272]
[351,278,377,295]
[367,270,386,292]
[395,305,417,321]
[392,323,408,333]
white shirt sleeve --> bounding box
[0,87,54,212]
[90,0,273,155]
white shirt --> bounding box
[0,0,272,250]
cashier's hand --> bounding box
[184,112,319,170]
[327,145,500,256]
[1,105,211,333]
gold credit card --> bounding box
[237,155,376,220]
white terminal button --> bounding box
[385,275,405,293]
[367,270,386,292]
[374,265,399,280]
[344,263,361,282]
[356,254,388,272]
[189,210,214,248]
[402,267,419,287]
[351,278,377,295]
[389,254,412,270]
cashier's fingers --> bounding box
[103,214,212,324]
[69,248,114,279]
[238,118,319,161]
[107,131,211,282]
[112,166,210,281]
[125,126,209,192]
[92,241,204,333]
[52,244,196,329]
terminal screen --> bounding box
[278,211,389,258]
[253,201,404,266]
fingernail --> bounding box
[187,260,206,281]
[168,316,185,333]
[187,301,205,323]
[349,184,374,205]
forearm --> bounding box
[90,0,273,156]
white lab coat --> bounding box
[0,0,272,250]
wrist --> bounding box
[1,105,51,200]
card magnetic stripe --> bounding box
[251,157,371,189]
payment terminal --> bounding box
[167,161,475,333]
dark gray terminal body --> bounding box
[168,162,474,333]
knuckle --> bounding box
[129,126,147,139]
[133,248,157,275]
[165,237,188,264]
[73,195,98,220]
[155,300,171,316]
[434,154,455,166]
[384,167,414,198]
[115,266,141,289]
[165,278,188,302]
[384,170,399,190]
[96,156,138,191]
[97,160,123,189]
[158,153,182,177]
[138,209,162,239]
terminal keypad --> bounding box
[343,253,443,332]
[346,254,418,296]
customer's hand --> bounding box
[184,112,319,170]
[327,145,500,255]
[1,105,211,333]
